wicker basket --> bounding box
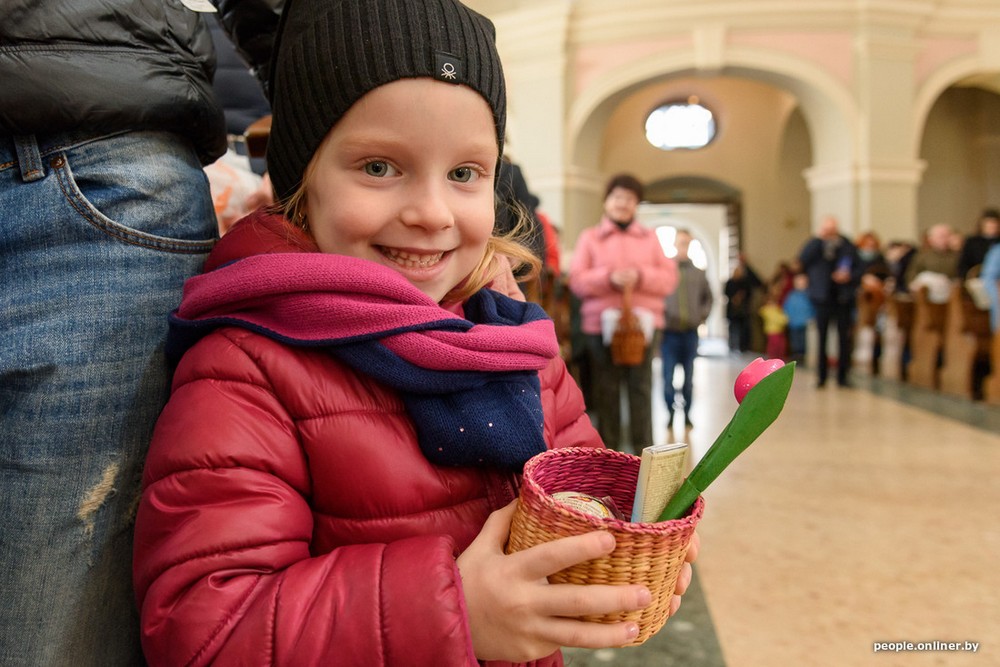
[505,447,704,646]
[610,283,647,367]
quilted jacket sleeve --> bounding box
[133,332,477,667]
[539,355,603,450]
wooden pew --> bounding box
[245,114,272,158]
[545,272,573,363]
[880,293,914,381]
[984,332,1000,406]
[906,285,948,390]
[938,283,992,399]
[852,283,884,375]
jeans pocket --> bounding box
[48,131,217,254]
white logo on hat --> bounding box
[434,52,463,84]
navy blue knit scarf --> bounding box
[168,252,558,470]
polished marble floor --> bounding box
[564,348,1000,667]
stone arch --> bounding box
[644,174,742,287]
[913,57,1000,230]
[568,45,859,177]
[645,174,740,204]
[912,55,1000,151]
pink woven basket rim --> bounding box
[520,447,704,534]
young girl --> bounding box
[132,1,697,665]
[759,284,790,361]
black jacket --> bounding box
[0,0,277,166]
[799,234,862,305]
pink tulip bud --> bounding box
[734,357,785,404]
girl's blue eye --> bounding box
[450,167,475,183]
[364,161,393,177]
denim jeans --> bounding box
[788,325,807,360]
[660,329,699,414]
[0,131,216,666]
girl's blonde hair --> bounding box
[279,173,541,304]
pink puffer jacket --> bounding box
[133,223,602,667]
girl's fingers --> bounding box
[538,617,641,650]
[685,530,701,562]
[533,582,651,618]
[478,500,518,547]
[674,562,692,595]
[513,530,616,581]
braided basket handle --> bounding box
[620,281,634,316]
[611,281,645,366]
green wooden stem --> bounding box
[658,362,795,521]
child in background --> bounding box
[131,1,697,665]
[759,284,790,360]
[783,273,815,363]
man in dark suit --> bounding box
[798,215,861,387]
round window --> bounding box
[645,97,716,150]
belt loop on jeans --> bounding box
[13,135,45,183]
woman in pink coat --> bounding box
[132,1,697,665]
[569,175,678,452]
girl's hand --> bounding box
[669,529,700,616]
[457,501,653,663]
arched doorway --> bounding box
[640,175,741,341]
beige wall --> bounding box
[598,77,810,276]
[473,0,1000,276]
[776,108,813,259]
[919,87,1000,238]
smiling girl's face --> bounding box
[302,78,498,303]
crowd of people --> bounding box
[722,208,1000,387]
[542,193,998,448]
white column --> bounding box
[495,2,572,230]
[852,26,924,240]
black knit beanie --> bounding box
[267,0,507,202]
